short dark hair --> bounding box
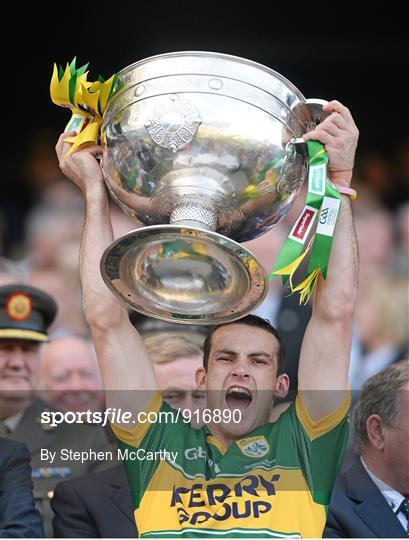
[203,314,286,375]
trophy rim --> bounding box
[100,225,269,326]
[108,50,307,108]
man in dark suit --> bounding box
[0,284,115,536]
[324,362,409,538]
[51,465,136,538]
[0,437,44,537]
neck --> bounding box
[362,450,408,497]
[207,423,236,448]
[0,397,31,421]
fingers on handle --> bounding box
[323,100,353,122]
[317,119,343,137]
[330,112,349,130]
[303,129,334,145]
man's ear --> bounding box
[196,367,207,391]
[273,373,290,399]
[366,414,385,451]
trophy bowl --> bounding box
[100,51,323,324]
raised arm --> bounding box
[298,101,359,419]
[56,134,157,424]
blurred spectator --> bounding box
[391,202,409,277]
[325,361,409,538]
[22,188,138,339]
[350,276,409,390]
[23,130,67,194]
[24,184,83,274]
[0,437,45,538]
[356,151,397,209]
[0,257,29,286]
[355,207,395,283]
[38,336,104,413]
[29,269,88,338]
[129,310,210,345]
[2,129,66,258]
[144,332,205,418]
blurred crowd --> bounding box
[2,131,408,385]
[2,131,409,394]
[0,130,408,538]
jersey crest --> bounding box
[237,435,270,458]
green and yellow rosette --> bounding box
[50,58,117,154]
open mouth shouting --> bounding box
[225,385,253,414]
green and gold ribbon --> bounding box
[270,140,342,303]
[50,58,117,154]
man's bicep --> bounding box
[298,315,351,419]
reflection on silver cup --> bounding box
[100,51,324,324]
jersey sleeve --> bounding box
[110,392,188,510]
[289,391,351,506]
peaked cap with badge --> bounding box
[0,284,58,342]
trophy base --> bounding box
[101,225,268,325]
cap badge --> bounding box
[6,293,32,321]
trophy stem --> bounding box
[170,202,218,232]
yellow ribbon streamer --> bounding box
[291,267,321,304]
[50,60,116,155]
[272,237,314,294]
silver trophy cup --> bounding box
[100,51,327,324]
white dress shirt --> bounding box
[361,456,408,533]
[3,410,24,432]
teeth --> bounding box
[227,386,251,396]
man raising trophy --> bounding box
[55,52,359,537]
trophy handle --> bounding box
[305,98,331,127]
[290,99,331,145]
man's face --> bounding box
[154,356,205,424]
[383,381,409,495]
[196,324,288,439]
[0,339,39,399]
[40,337,104,412]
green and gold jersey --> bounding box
[112,392,350,538]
